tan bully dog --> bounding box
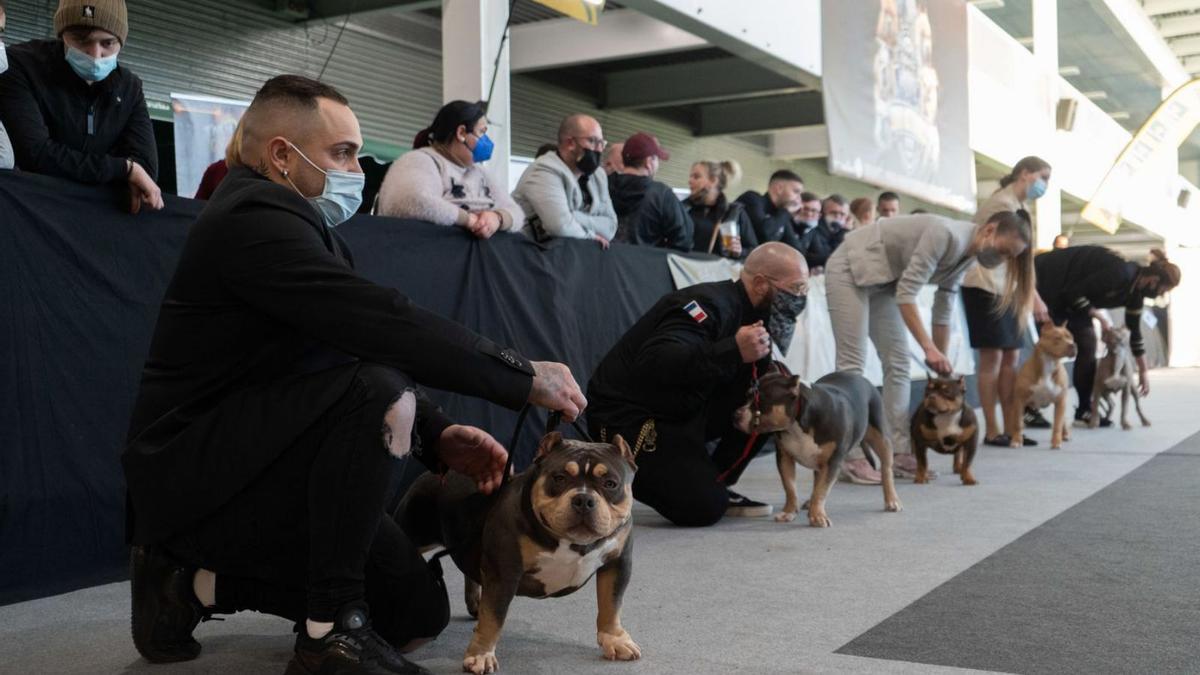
[393,432,639,674]
[910,375,979,485]
[733,371,903,527]
[1010,323,1078,449]
[1092,325,1150,430]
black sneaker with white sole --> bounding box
[1073,411,1113,428]
[1024,407,1052,429]
[285,602,431,675]
[130,545,208,663]
[726,489,772,517]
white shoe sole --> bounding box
[726,504,773,517]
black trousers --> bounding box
[166,363,449,645]
[590,412,769,528]
[1049,310,1098,416]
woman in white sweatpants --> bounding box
[825,211,1035,481]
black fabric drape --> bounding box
[0,170,679,605]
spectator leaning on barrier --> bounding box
[0,1,13,170]
[877,190,901,218]
[512,113,617,247]
[603,141,624,175]
[377,99,522,239]
[608,131,693,251]
[0,0,161,212]
[736,169,808,252]
[803,193,850,272]
[849,196,875,228]
[684,159,757,259]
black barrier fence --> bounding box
[0,171,679,605]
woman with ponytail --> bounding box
[683,159,759,259]
[1036,245,1181,426]
[962,155,1051,446]
[377,100,523,239]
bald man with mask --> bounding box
[587,243,809,526]
[122,76,585,675]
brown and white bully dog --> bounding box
[733,370,903,527]
[394,432,639,674]
[1009,323,1078,449]
[910,375,979,485]
[1092,325,1150,430]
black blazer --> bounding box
[123,167,535,542]
[1035,245,1147,355]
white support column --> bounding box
[442,0,512,186]
[1032,0,1061,249]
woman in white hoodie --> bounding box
[377,100,523,239]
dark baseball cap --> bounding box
[621,132,670,163]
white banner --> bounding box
[821,0,975,213]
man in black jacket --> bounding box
[736,169,808,252]
[608,131,693,250]
[804,193,850,271]
[123,76,586,675]
[0,0,161,212]
[1035,245,1180,426]
[587,243,809,527]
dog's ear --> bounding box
[788,374,802,395]
[536,431,563,460]
[1058,319,1068,329]
[612,433,637,471]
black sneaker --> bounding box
[130,545,206,663]
[1024,407,1052,429]
[285,602,431,675]
[726,489,773,517]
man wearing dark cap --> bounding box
[608,131,693,251]
[0,0,162,212]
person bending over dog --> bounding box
[587,242,809,526]
[1035,246,1181,427]
[824,211,1034,481]
[122,75,586,675]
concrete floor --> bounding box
[3,368,1198,675]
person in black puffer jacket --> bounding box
[608,131,693,251]
[683,159,758,259]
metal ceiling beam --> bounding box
[1143,0,1200,16]
[509,9,707,73]
[1156,12,1200,38]
[694,92,824,137]
[603,57,806,110]
[1169,34,1200,56]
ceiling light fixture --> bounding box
[1059,65,1081,76]
[1110,111,1131,120]
[1082,90,1108,100]
[969,0,1006,9]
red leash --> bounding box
[717,363,761,485]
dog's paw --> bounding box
[774,510,797,523]
[960,473,978,486]
[1142,419,1152,427]
[884,498,903,512]
[808,512,832,528]
[463,651,499,674]
[598,630,642,661]
[913,470,929,485]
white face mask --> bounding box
[284,140,365,228]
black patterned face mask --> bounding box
[768,288,807,355]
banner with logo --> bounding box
[171,93,250,199]
[821,0,974,213]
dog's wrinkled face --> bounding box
[530,432,636,545]
[733,373,802,435]
[1102,325,1131,349]
[923,375,966,414]
[1039,324,1078,359]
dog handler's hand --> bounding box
[736,321,771,363]
[924,346,952,376]
[529,361,587,422]
[1138,363,1151,397]
[438,425,508,495]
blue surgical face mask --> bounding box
[285,141,365,228]
[65,44,118,82]
[470,132,494,163]
[1027,177,1047,201]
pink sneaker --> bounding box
[838,457,882,485]
[892,453,937,480]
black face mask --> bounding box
[577,148,602,176]
[767,288,807,356]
